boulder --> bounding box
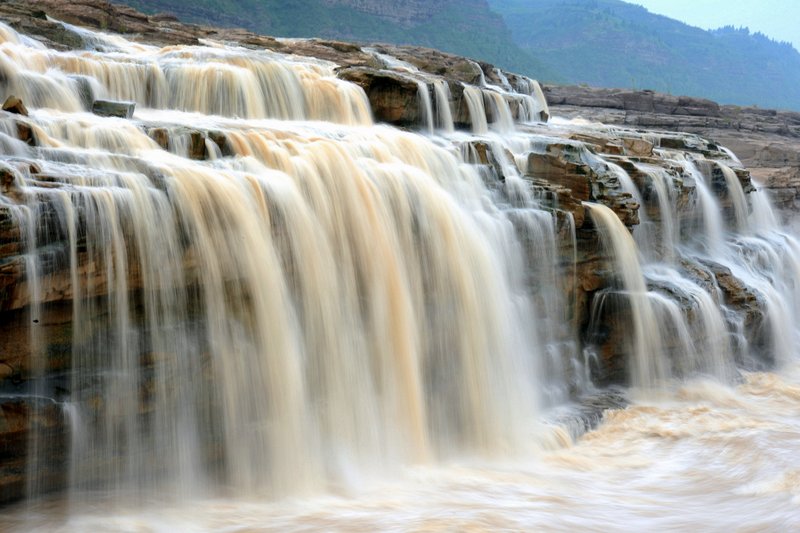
[0,168,22,203]
[2,96,27,116]
[147,127,170,150]
[15,120,36,146]
[622,137,654,157]
[189,131,207,160]
[91,99,135,119]
[337,67,422,127]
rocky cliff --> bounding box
[544,85,800,210]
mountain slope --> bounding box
[112,0,800,110]
[119,0,561,81]
[488,0,800,110]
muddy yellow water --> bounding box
[5,366,799,532]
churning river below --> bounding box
[4,365,800,532]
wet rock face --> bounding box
[338,67,422,127]
[91,100,135,119]
[511,118,771,386]
[2,96,28,116]
[762,166,800,208]
[462,120,764,386]
[0,398,68,504]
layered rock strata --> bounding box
[544,84,800,209]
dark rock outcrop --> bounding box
[2,96,28,117]
[338,67,423,127]
[91,99,135,119]
[0,397,68,504]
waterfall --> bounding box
[433,80,455,133]
[462,86,489,134]
[0,21,562,502]
[485,91,515,133]
[718,162,749,231]
[416,81,434,134]
[0,29,372,124]
[584,202,667,389]
[22,119,554,497]
[634,164,679,263]
[681,157,726,254]
[750,187,779,230]
[1,14,800,527]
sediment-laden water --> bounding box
[4,366,800,531]
[0,17,798,532]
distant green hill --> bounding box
[119,0,561,82]
[489,0,800,110]
[117,0,800,111]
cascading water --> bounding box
[462,86,489,134]
[676,154,726,252]
[718,161,750,231]
[432,80,455,133]
[0,20,560,504]
[485,90,515,133]
[0,32,372,124]
[1,13,800,532]
[632,163,679,262]
[416,81,435,134]
[584,202,667,389]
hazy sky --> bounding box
[630,1,800,50]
